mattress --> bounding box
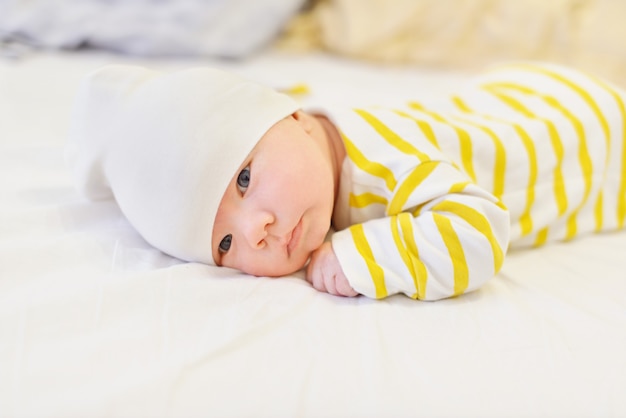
[1,49,625,418]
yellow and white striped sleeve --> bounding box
[328,61,625,301]
[332,156,510,301]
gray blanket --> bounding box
[0,0,305,58]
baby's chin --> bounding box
[244,252,311,278]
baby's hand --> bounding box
[306,242,359,297]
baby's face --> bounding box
[211,113,336,277]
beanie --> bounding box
[66,65,300,265]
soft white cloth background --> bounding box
[1,50,626,417]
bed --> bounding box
[2,4,626,418]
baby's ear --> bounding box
[292,110,315,133]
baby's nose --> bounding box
[243,210,274,249]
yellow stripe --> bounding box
[388,162,438,215]
[356,109,431,161]
[407,102,477,181]
[433,213,469,296]
[394,109,441,149]
[613,95,626,228]
[450,109,507,197]
[448,181,471,194]
[350,224,387,299]
[495,199,508,212]
[453,96,471,112]
[278,83,310,96]
[390,214,428,299]
[534,227,549,247]
[589,77,626,228]
[349,192,388,208]
[595,191,604,232]
[399,213,428,299]
[411,203,428,217]
[455,128,475,180]
[543,93,592,238]
[565,215,577,239]
[342,132,397,192]
[512,124,537,236]
[408,101,424,110]
[544,121,568,216]
[390,216,415,286]
[432,200,505,272]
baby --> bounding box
[67,63,626,300]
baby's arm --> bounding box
[331,162,510,301]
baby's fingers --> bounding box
[334,274,358,297]
[322,271,339,296]
[305,260,327,293]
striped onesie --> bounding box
[326,62,626,301]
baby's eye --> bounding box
[237,166,250,194]
[219,234,232,254]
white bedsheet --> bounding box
[1,50,625,418]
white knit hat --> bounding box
[66,64,300,264]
